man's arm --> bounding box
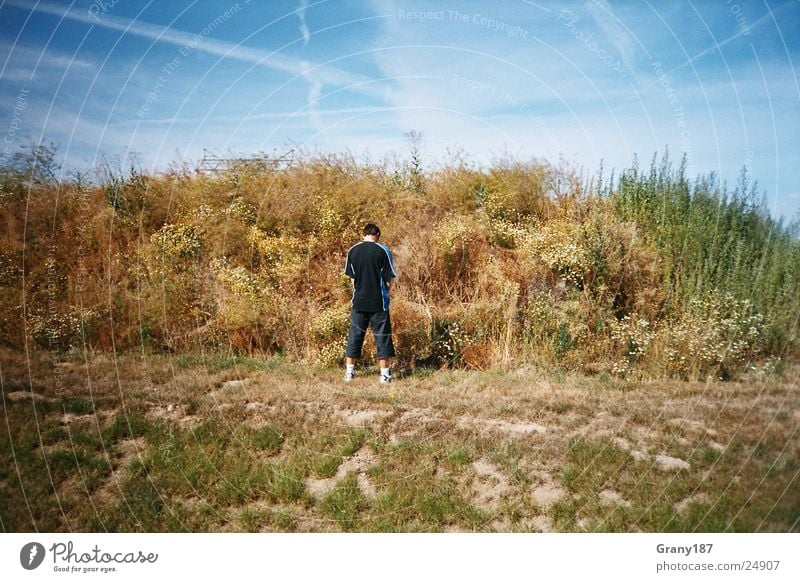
[380,244,397,292]
[343,249,355,279]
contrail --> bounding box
[4,0,391,102]
[296,0,310,46]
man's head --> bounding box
[363,223,381,239]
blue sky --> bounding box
[1,0,798,219]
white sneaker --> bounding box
[344,369,356,382]
[379,373,393,384]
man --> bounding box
[343,223,397,384]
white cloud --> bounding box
[300,59,324,131]
[0,40,96,84]
[585,0,639,74]
[1,40,95,70]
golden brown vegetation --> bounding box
[1,147,797,380]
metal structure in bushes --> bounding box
[199,148,294,173]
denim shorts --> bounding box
[345,310,396,359]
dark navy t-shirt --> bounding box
[344,241,397,312]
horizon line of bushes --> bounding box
[1,144,798,381]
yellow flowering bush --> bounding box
[317,203,345,239]
[247,227,306,285]
[223,197,256,225]
[488,217,530,249]
[209,259,278,342]
[522,292,554,344]
[192,204,215,220]
[309,306,350,366]
[481,186,520,221]
[212,259,268,303]
[150,223,202,260]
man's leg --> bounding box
[345,311,369,381]
[370,311,396,383]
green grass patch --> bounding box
[174,353,291,373]
[62,398,96,415]
[444,445,473,468]
[311,454,342,479]
[242,425,284,455]
[265,464,306,503]
[97,457,168,531]
[102,410,163,444]
[341,429,367,457]
[319,472,365,531]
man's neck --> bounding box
[363,235,378,242]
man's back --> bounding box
[344,241,397,312]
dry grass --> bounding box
[2,348,798,532]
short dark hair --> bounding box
[363,223,381,237]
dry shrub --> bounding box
[520,288,600,370]
[486,217,531,249]
[191,197,257,261]
[385,231,437,306]
[521,291,556,347]
[310,165,394,247]
[514,209,666,372]
[459,343,495,370]
[428,311,470,368]
[209,259,282,354]
[390,298,433,369]
[130,218,209,351]
[150,223,202,262]
[248,165,317,232]
[316,201,347,244]
[481,185,522,222]
[27,307,98,352]
[424,257,522,370]
[580,210,664,320]
[550,299,591,365]
[425,166,483,215]
[479,161,553,222]
[464,258,519,338]
[223,197,257,226]
[433,214,489,296]
[523,218,589,288]
[226,325,273,354]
